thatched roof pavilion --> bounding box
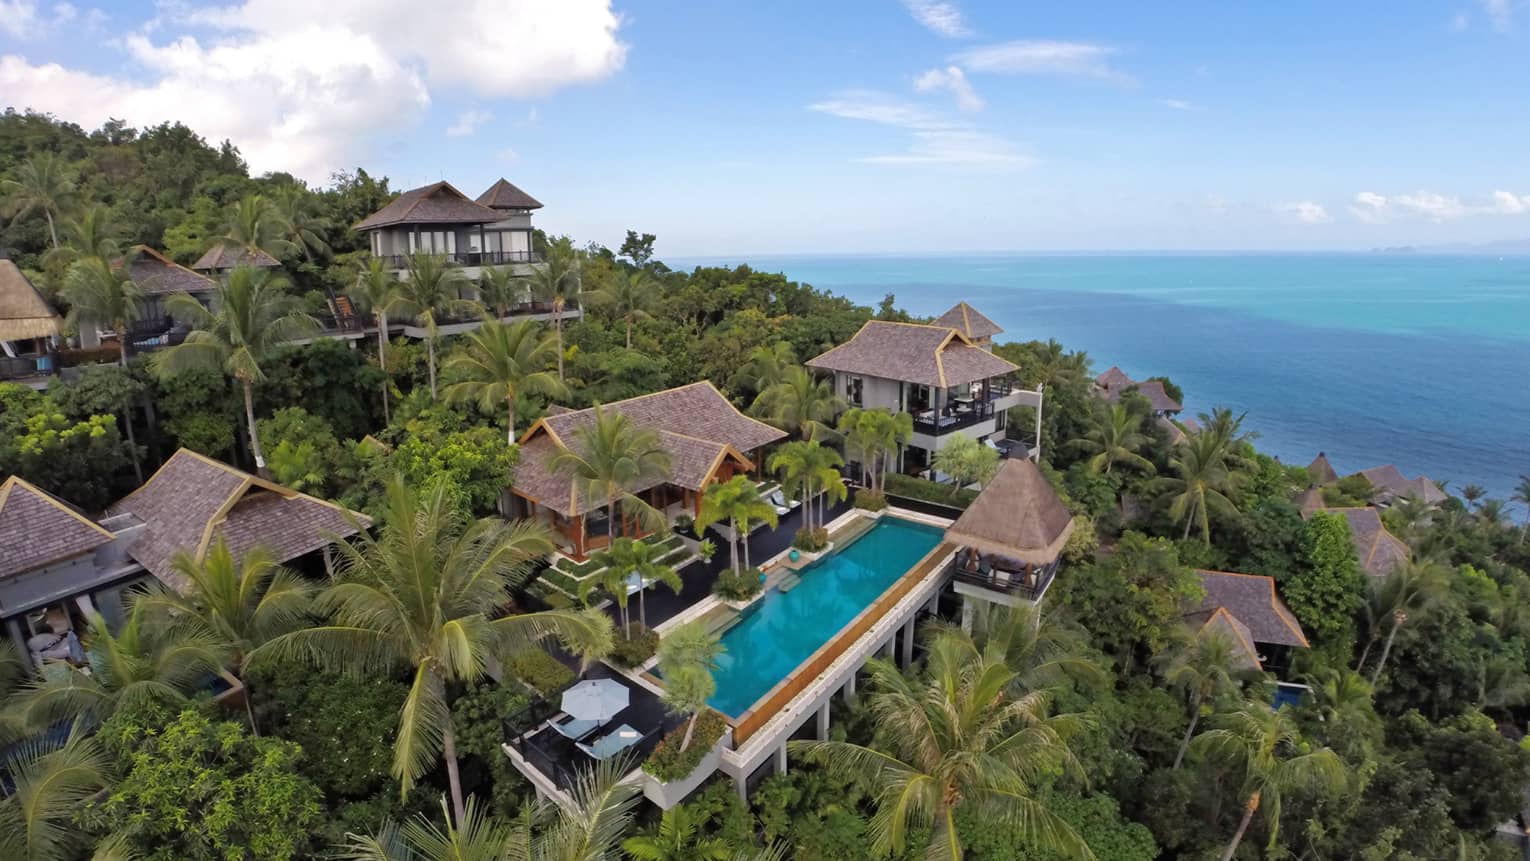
[946,459,1074,567]
[0,259,61,342]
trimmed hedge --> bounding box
[643,709,728,781]
[713,566,763,601]
[885,473,979,508]
[853,489,888,511]
[793,527,829,552]
[553,556,603,577]
[610,623,659,668]
[507,649,575,697]
[658,549,693,567]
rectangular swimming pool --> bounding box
[706,516,944,717]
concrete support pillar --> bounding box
[901,617,916,668]
[817,700,831,741]
[925,593,940,615]
[961,596,975,634]
[881,635,896,660]
[735,772,749,802]
[775,744,788,776]
[843,673,857,704]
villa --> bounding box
[805,306,1045,473]
[1185,570,1309,674]
[505,383,787,558]
[0,258,62,387]
[355,179,542,275]
[117,245,220,353]
[1309,506,1411,578]
[1094,365,1183,417]
[1304,452,1448,508]
[191,244,280,277]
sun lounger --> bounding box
[576,723,643,760]
[550,716,600,741]
[767,489,798,515]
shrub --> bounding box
[643,709,728,782]
[853,488,888,511]
[673,512,695,532]
[611,623,660,668]
[250,665,405,800]
[793,526,829,552]
[713,566,764,601]
[507,649,575,696]
[452,681,533,817]
[884,472,978,508]
[57,344,120,367]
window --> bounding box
[847,376,864,407]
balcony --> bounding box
[0,353,54,383]
[912,400,998,436]
[949,556,1058,603]
[378,250,542,270]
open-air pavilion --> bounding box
[945,458,1074,613]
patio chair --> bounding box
[766,489,797,516]
[576,723,643,760]
[550,715,601,742]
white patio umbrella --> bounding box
[560,678,630,723]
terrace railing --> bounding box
[731,541,954,745]
[911,402,997,436]
[379,250,542,270]
[949,557,1057,603]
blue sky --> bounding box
[3,0,1529,255]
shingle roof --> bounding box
[0,259,62,341]
[476,178,544,211]
[1353,465,1448,506]
[1325,507,1411,578]
[1295,485,1326,518]
[805,321,1018,388]
[945,459,1074,566]
[1096,366,1133,391]
[121,246,217,297]
[510,383,786,517]
[1105,379,1182,413]
[354,181,504,230]
[191,245,280,272]
[109,449,370,590]
[0,476,114,579]
[1183,607,1263,672]
[1193,570,1309,648]
[932,302,1002,340]
[1307,452,1339,485]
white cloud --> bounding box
[1350,191,1390,223]
[1483,0,1514,31]
[1348,189,1530,223]
[0,0,626,182]
[498,146,519,163]
[808,89,1029,167]
[1490,190,1530,213]
[953,40,1126,81]
[0,0,75,37]
[1451,11,1471,30]
[446,109,491,137]
[901,0,969,38]
[914,65,983,111]
[1159,98,1194,111]
[1278,201,1332,224]
[1204,193,1228,212]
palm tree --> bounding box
[1071,404,1155,474]
[0,727,115,861]
[134,538,312,735]
[529,240,581,380]
[1157,430,1240,541]
[49,203,121,268]
[444,318,567,444]
[271,186,331,261]
[15,607,226,730]
[769,439,845,532]
[1,152,75,249]
[252,477,615,827]
[350,258,401,422]
[945,601,1106,693]
[622,805,732,861]
[1460,484,1486,510]
[837,407,913,496]
[394,252,474,400]
[1513,473,1530,545]
[591,268,658,348]
[754,366,840,441]
[151,266,320,471]
[219,193,297,260]
[655,620,723,751]
[477,265,525,320]
[696,475,779,573]
[550,404,672,547]
[582,537,683,632]
[1358,558,1447,683]
[735,341,796,400]
[793,632,1093,861]
[339,762,640,861]
[1157,629,1256,768]
[60,256,147,481]
[1197,406,1258,467]
[1190,704,1346,861]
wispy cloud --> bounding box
[953,40,1127,81]
[1451,11,1471,30]
[1278,201,1332,224]
[447,108,492,137]
[808,89,1029,167]
[1483,0,1514,31]
[0,0,75,38]
[914,65,983,111]
[1349,189,1530,223]
[901,0,969,38]
[1159,98,1195,111]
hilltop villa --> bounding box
[355,179,542,275]
[1305,452,1448,508]
[805,304,1044,474]
[1185,569,1310,674]
[1094,365,1183,417]
[505,382,787,558]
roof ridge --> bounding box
[1203,606,1262,666]
[1,474,115,539]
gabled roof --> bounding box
[1193,569,1309,648]
[191,244,280,272]
[120,246,218,297]
[1353,465,1448,506]
[932,302,1002,341]
[1096,366,1133,391]
[110,449,370,590]
[476,178,544,211]
[0,476,114,579]
[510,383,786,517]
[0,259,62,342]
[354,181,504,230]
[805,321,1018,388]
[945,459,1074,566]
[1295,485,1326,518]
[1183,607,1263,672]
[1105,379,1182,413]
[1307,452,1339,485]
[1323,507,1411,578]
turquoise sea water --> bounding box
[675,253,1530,502]
[708,517,944,717]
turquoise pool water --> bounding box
[707,517,944,717]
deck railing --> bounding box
[380,250,542,270]
[731,541,954,745]
[911,402,997,436]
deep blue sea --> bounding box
[672,253,1530,503]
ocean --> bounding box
[672,253,1530,503]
